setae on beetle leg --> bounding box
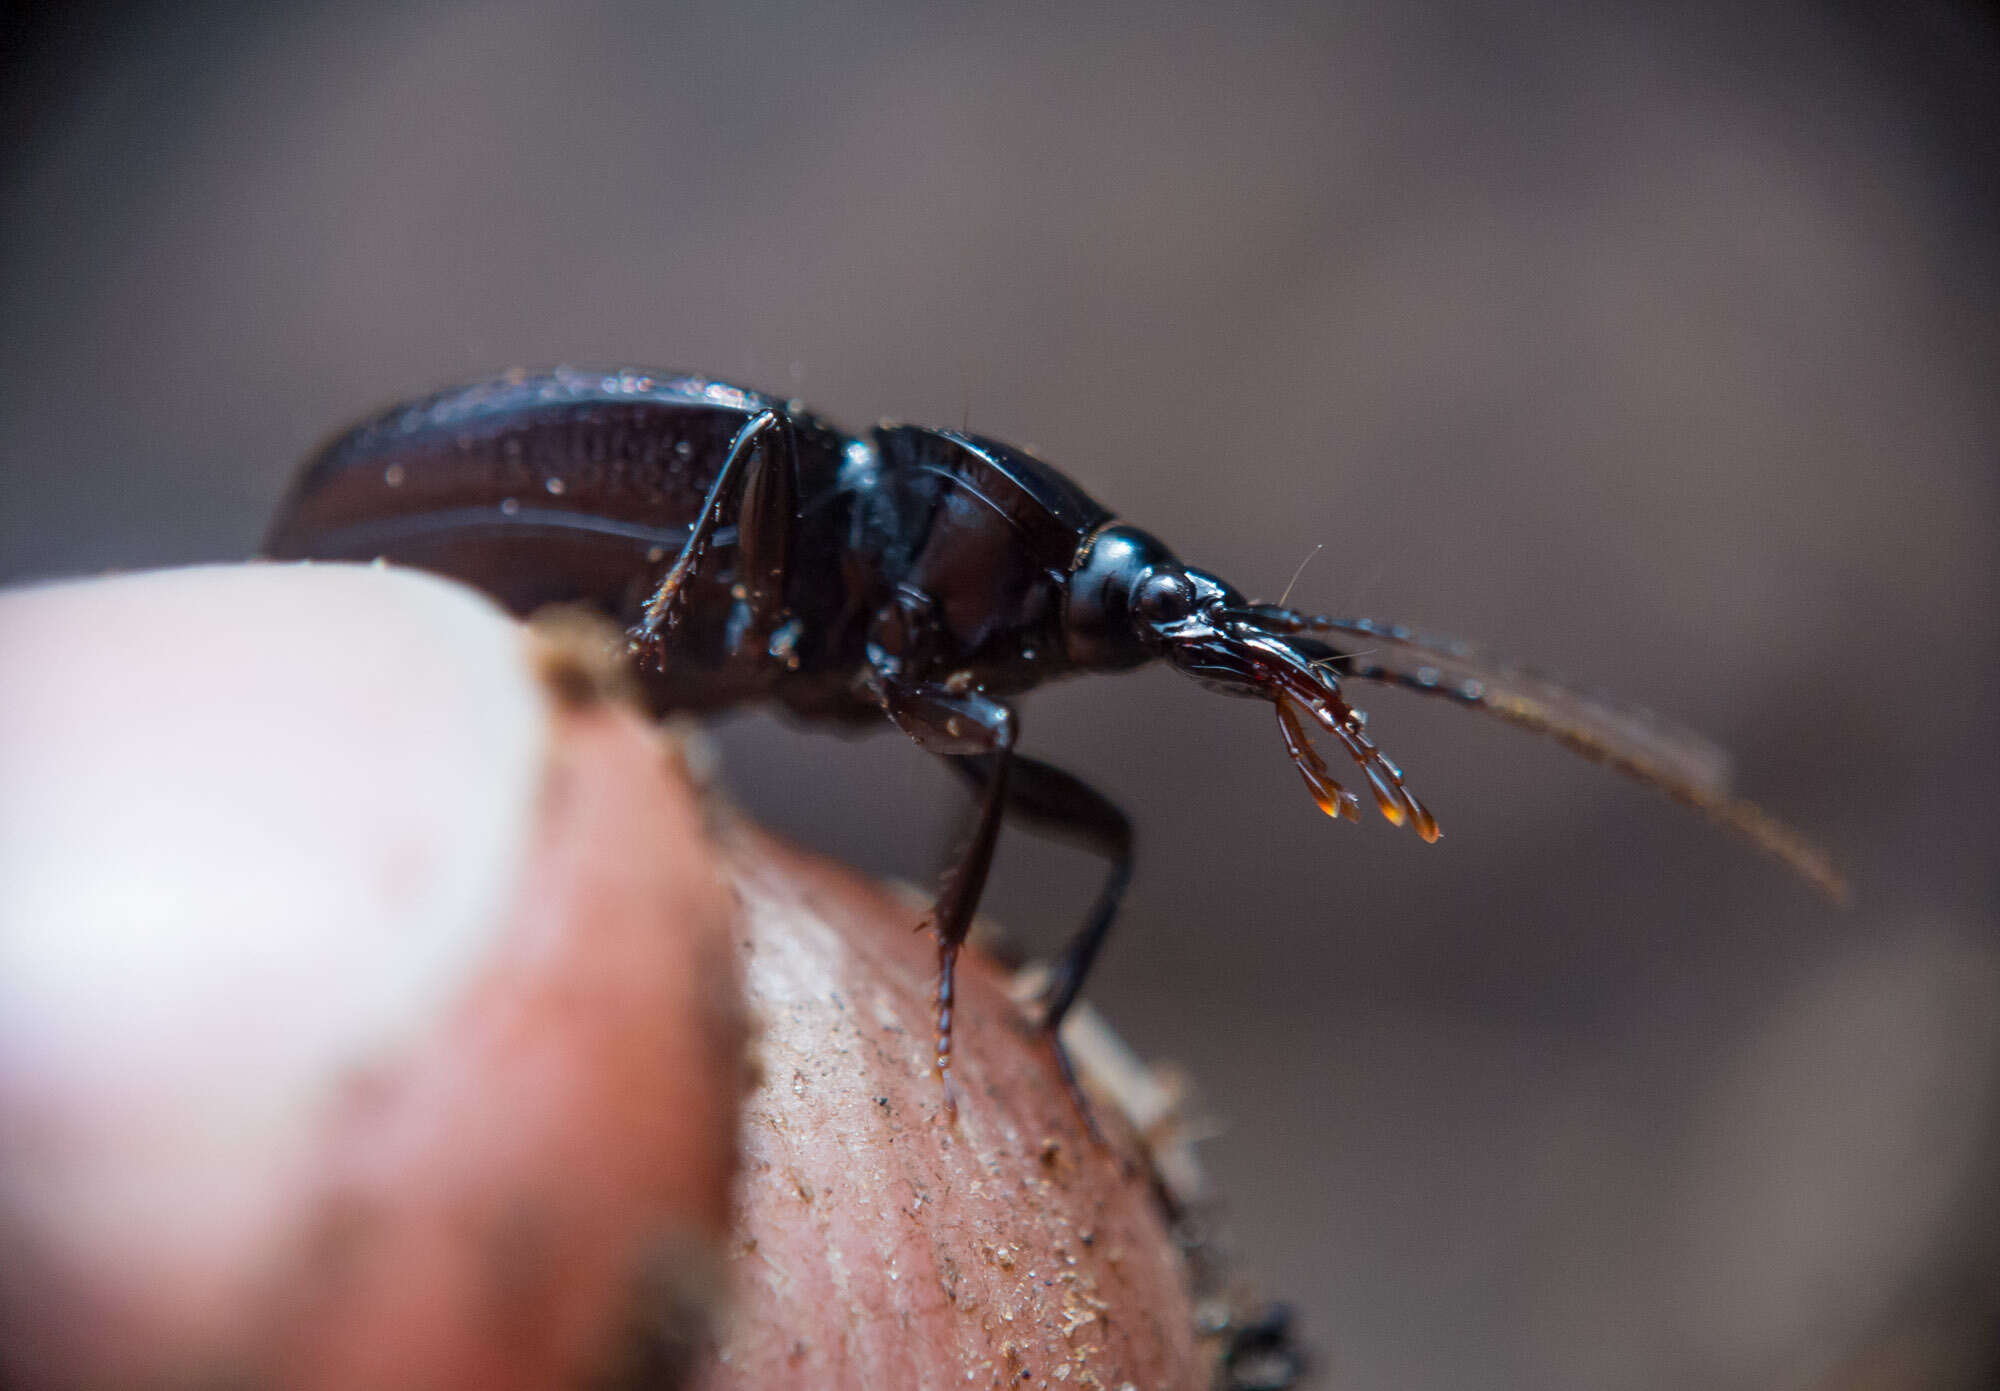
[949,753,1132,1140]
[632,408,796,646]
[871,676,1020,1114]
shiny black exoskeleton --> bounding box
[267,367,1843,1112]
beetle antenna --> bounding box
[1276,543,1324,609]
[1295,617,1849,903]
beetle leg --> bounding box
[948,755,1132,1032]
[724,409,803,665]
[633,409,795,649]
[948,753,1130,1141]
[871,676,1020,1113]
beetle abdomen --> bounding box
[265,367,847,617]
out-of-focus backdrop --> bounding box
[4,3,1996,1386]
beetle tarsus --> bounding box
[935,936,960,1115]
[1045,1027,1110,1148]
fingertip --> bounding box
[0,563,744,1389]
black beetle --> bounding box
[266,366,1842,1111]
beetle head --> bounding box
[1063,523,1439,839]
[1063,523,1229,669]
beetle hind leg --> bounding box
[633,408,800,658]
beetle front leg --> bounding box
[871,675,1019,1111]
[949,752,1131,1137]
[945,755,1132,1032]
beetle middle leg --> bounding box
[870,677,1019,1112]
[633,408,800,658]
[949,752,1131,1135]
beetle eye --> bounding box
[1133,570,1198,626]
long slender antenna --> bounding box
[1277,543,1325,609]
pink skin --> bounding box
[0,564,1202,1391]
[703,827,1205,1391]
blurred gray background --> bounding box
[4,2,1997,1386]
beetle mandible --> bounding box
[265,366,1843,1113]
